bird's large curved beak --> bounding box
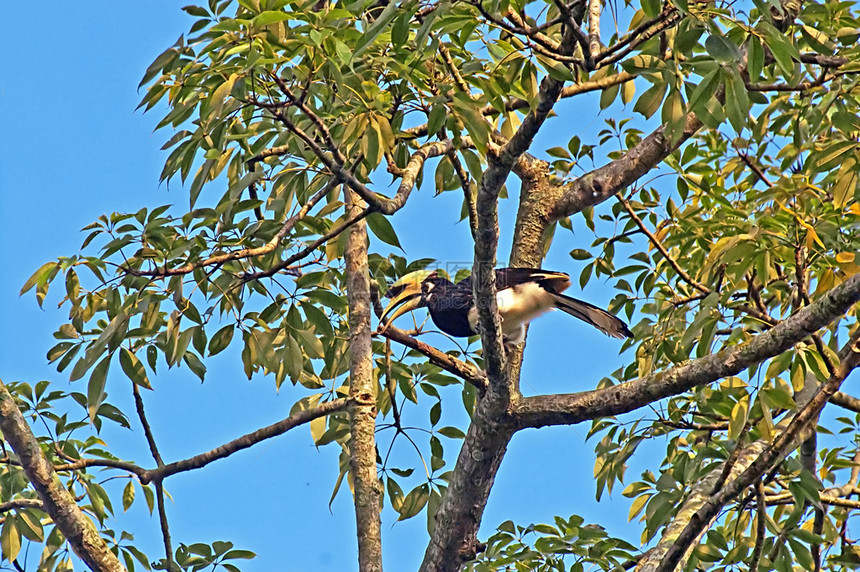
[379,270,435,330]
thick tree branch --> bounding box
[551,110,704,220]
[587,0,602,59]
[514,272,860,429]
[0,379,127,572]
[420,25,579,572]
[830,390,860,413]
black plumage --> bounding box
[380,268,632,343]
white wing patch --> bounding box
[497,282,555,338]
[467,282,557,343]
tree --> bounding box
[4,0,860,570]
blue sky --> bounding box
[0,3,646,570]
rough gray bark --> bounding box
[0,379,127,572]
[344,189,383,572]
[419,70,568,572]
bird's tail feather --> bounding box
[550,293,633,339]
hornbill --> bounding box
[379,268,632,344]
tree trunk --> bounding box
[344,190,383,572]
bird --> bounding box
[379,267,632,344]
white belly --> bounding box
[467,282,556,344]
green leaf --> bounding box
[20,261,59,296]
[391,10,412,47]
[642,0,661,17]
[1,518,21,562]
[451,94,489,153]
[366,213,403,249]
[294,328,325,359]
[70,345,106,383]
[252,10,291,26]
[209,324,235,356]
[223,549,256,560]
[437,426,465,439]
[662,88,686,145]
[122,480,136,511]
[724,70,750,133]
[15,511,42,543]
[120,348,152,389]
[88,355,111,422]
[599,81,620,110]
[728,394,749,441]
[760,22,799,78]
[633,83,666,119]
[387,477,404,512]
[427,104,447,135]
[687,69,721,116]
[748,34,763,81]
[182,5,210,17]
[704,34,741,62]
[546,146,571,159]
[352,1,401,59]
[398,484,430,520]
[832,159,858,208]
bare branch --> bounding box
[140,398,349,484]
[830,390,860,413]
[132,382,164,466]
[448,151,479,240]
[596,8,681,67]
[0,498,44,514]
[551,109,705,220]
[402,72,635,140]
[750,480,766,572]
[764,491,860,509]
[420,23,581,572]
[588,0,602,58]
[53,457,146,476]
[122,175,341,279]
[241,207,373,281]
[132,382,178,571]
[438,43,471,95]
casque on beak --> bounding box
[379,270,437,330]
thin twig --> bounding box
[447,151,478,240]
[619,197,710,295]
[132,381,176,570]
[132,382,164,466]
[374,325,488,391]
[241,207,373,281]
[139,397,350,484]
